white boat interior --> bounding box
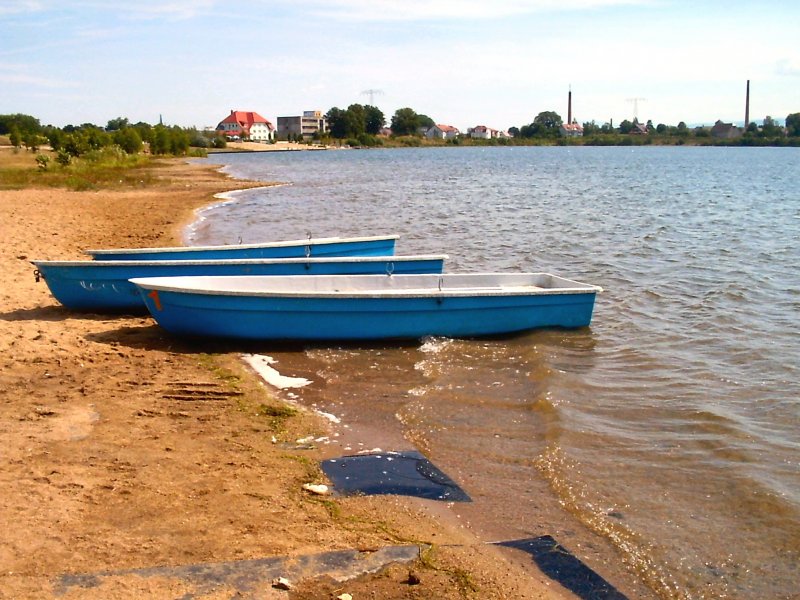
[129,273,603,298]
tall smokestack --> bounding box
[745,80,750,128]
[568,86,573,124]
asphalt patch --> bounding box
[495,535,628,599]
[321,451,471,502]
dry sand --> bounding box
[0,151,569,599]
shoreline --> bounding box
[0,155,568,598]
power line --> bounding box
[361,89,384,105]
[626,97,647,121]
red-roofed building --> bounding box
[559,122,584,138]
[467,125,510,139]
[216,110,275,141]
[468,125,495,139]
[425,124,460,140]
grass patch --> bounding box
[256,402,298,431]
[195,353,242,388]
[0,147,157,191]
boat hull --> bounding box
[131,273,601,340]
[33,256,445,312]
[86,235,397,261]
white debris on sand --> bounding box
[272,576,293,590]
[242,354,312,389]
[302,483,330,495]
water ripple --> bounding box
[200,146,800,600]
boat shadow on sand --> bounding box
[0,305,123,323]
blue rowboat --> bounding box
[85,234,398,261]
[32,255,446,312]
[130,273,602,341]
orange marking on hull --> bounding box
[147,290,162,311]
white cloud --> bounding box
[285,0,652,22]
[32,0,218,21]
[118,0,216,20]
[0,1,43,16]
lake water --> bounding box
[196,146,800,599]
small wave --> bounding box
[419,336,454,354]
[534,445,681,599]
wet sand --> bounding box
[0,150,568,598]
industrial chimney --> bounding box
[568,86,573,124]
[745,80,750,128]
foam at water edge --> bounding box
[242,354,312,389]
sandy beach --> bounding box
[0,151,567,599]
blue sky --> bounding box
[2,1,798,131]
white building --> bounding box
[426,124,460,140]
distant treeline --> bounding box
[0,114,224,161]
[3,109,799,156]
[321,106,800,147]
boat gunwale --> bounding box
[129,273,603,300]
[84,234,400,256]
[31,254,447,269]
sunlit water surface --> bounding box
[195,146,800,599]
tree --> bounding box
[761,116,782,137]
[113,127,143,154]
[786,113,800,137]
[106,117,129,131]
[619,119,634,134]
[23,132,42,152]
[150,125,171,154]
[390,108,422,136]
[345,103,367,137]
[583,120,600,135]
[325,107,348,139]
[417,114,435,129]
[0,113,41,136]
[517,111,563,138]
[364,105,385,135]
[533,111,562,131]
[82,126,111,150]
[168,126,190,154]
[63,133,88,157]
[8,125,21,149]
[55,150,71,166]
[507,126,520,137]
[47,128,65,151]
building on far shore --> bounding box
[216,110,275,141]
[559,122,584,137]
[710,120,743,139]
[468,125,511,139]
[277,111,328,140]
[425,124,460,140]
